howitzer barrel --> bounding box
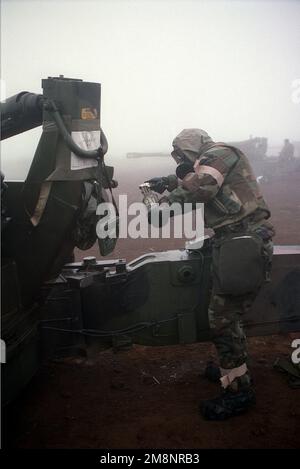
[0,92,43,140]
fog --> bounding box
[1,0,300,179]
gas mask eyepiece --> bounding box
[171,149,187,165]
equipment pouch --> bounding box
[213,233,265,295]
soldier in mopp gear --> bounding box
[279,139,295,163]
[145,128,275,420]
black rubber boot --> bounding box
[204,361,221,383]
[200,387,256,421]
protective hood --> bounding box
[172,128,214,163]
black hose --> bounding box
[0,92,43,140]
[45,99,108,159]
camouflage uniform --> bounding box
[163,129,275,390]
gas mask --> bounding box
[171,149,195,180]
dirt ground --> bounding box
[3,161,300,449]
[4,336,300,449]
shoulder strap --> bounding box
[99,159,119,217]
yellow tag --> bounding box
[81,108,97,120]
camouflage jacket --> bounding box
[165,143,272,230]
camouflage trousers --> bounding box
[208,229,273,382]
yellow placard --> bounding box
[81,108,97,120]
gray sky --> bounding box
[1,0,300,178]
